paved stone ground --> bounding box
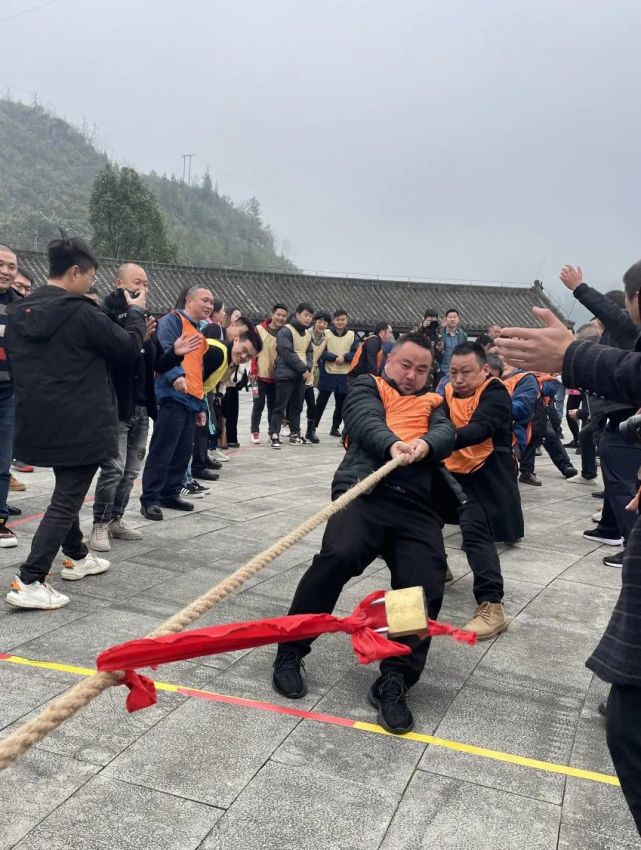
[0,395,639,849]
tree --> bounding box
[89,163,177,262]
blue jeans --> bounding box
[93,406,149,523]
[0,394,15,522]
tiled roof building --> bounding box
[16,250,567,334]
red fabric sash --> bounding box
[97,591,476,712]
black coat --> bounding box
[563,336,641,686]
[274,319,312,381]
[442,379,524,543]
[102,290,182,421]
[333,374,456,505]
[6,285,146,467]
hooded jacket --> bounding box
[6,285,146,467]
[274,318,313,381]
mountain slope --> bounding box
[0,99,295,270]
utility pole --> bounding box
[181,153,195,186]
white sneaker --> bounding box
[209,449,230,463]
[250,432,260,445]
[109,517,143,540]
[7,575,69,609]
[567,475,601,486]
[0,523,18,548]
[60,553,110,581]
[89,522,111,552]
[592,510,602,523]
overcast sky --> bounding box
[3,0,641,317]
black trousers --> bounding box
[277,489,447,687]
[578,420,598,480]
[21,463,97,584]
[459,492,504,603]
[303,387,317,423]
[597,428,641,544]
[250,381,276,434]
[141,401,196,505]
[192,419,210,473]
[315,390,345,431]
[222,386,239,444]
[271,378,305,436]
[566,393,582,441]
[521,403,572,474]
[607,685,641,836]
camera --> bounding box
[422,318,441,345]
[618,413,641,441]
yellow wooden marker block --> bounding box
[384,587,428,637]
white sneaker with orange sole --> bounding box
[6,575,69,609]
[60,553,110,581]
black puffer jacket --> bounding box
[6,285,146,466]
[274,319,312,381]
[332,374,456,504]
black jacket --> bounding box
[6,285,146,467]
[350,335,383,379]
[563,336,641,686]
[333,374,456,505]
[274,319,312,381]
[102,290,182,421]
[442,380,524,542]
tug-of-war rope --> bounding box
[0,455,473,770]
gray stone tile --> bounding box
[0,749,98,850]
[0,663,78,730]
[420,669,582,803]
[560,547,626,591]
[380,770,561,849]
[104,696,300,807]
[562,776,640,848]
[15,774,223,850]
[0,601,96,653]
[272,718,425,796]
[200,760,398,850]
[558,822,640,850]
[495,543,584,585]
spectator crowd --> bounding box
[0,236,639,834]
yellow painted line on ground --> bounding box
[1,653,620,788]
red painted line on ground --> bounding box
[0,653,10,660]
[8,496,95,529]
[176,686,356,727]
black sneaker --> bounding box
[272,650,307,698]
[289,434,309,445]
[582,528,624,546]
[603,550,625,568]
[271,434,282,450]
[519,472,541,487]
[592,490,605,499]
[562,467,578,479]
[564,440,579,448]
[181,483,204,500]
[367,673,414,734]
[192,480,210,494]
[329,428,342,438]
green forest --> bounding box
[0,98,296,270]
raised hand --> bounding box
[173,333,201,356]
[124,288,147,310]
[559,265,583,291]
[143,317,157,341]
[496,308,575,373]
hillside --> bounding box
[0,99,296,270]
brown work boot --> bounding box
[463,602,508,640]
[9,475,26,492]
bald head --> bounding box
[115,263,149,295]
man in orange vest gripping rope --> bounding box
[442,342,524,639]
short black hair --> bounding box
[47,234,98,278]
[313,310,331,323]
[392,333,434,353]
[475,333,494,348]
[623,261,641,299]
[16,267,34,285]
[237,321,263,354]
[486,353,504,376]
[333,308,348,319]
[423,308,438,319]
[296,302,314,314]
[213,298,224,313]
[272,302,288,313]
[374,321,391,335]
[606,289,626,308]
[451,341,487,365]
[445,308,459,317]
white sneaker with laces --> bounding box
[6,575,69,609]
[60,553,110,581]
[209,449,230,463]
[89,522,111,552]
[567,475,601,486]
[109,517,143,540]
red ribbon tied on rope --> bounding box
[97,591,476,712]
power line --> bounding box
[0,0,59,24]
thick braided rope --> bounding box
[0,455,406,770]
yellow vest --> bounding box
[324,329,355,374]
[286,324,311,366]
[307,332,327,387]
[256,325,278,380]
[203,338,230,393]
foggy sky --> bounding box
[3,0,641,318]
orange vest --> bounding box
[502,370,538,447]
[349,336,383,376]
[176,312,207,399]
[444,379,499,474]
[533,372,556,406]
[372,377,442,441]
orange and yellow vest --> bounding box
[256,325,278,381]
[372,377,443,441]
[349,335,383,377]
[324,329,355,375]
[502,370,538,448]
[444,378,500,474]
[176,312,207,399]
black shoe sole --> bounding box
[140,507,163,521]
[272,674,308,700]
[159,502,195,512]
[367,686,415,734]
